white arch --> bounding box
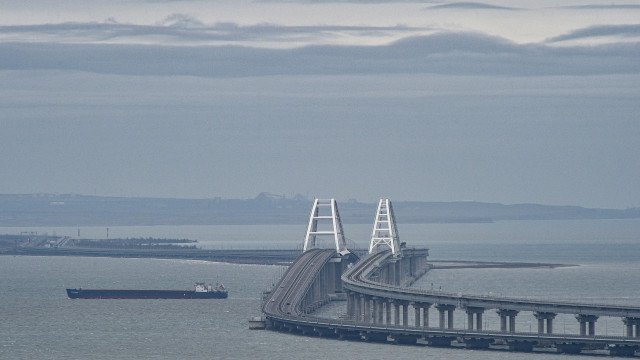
[368,198,402,257]
[303,198,350,256]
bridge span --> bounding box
[260,198,640,357]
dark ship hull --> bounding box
[66,288,228,299]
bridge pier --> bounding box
[354,294,363,322]
[346,291,356,319]
[373,298,384,324]
[436,304,455,329]
[371,297,378,324]
[412,302,420,328]
[497,309,518,333]
[534,311,556,334]
[393,302,401,326]
[364,295,372,323]
[466,307,484,330]
[576,314,598,336]
[624,317,640,338]
[422,304,430,328]
[385,300,392,325]
[402,302,409,327]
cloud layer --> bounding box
[0,19,425,46]
[426,2,517,10]
[547,24,640,43]
[0,31,638,78]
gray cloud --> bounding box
[559,4,640,10]
[254,0,440,3]
[547,24,640,43]
[1,32,638,78]
[426,2,517,10]
[0,19,424,44]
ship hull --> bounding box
[66,288,228,299]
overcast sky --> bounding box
[1,0,639,208]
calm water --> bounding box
[1,219,640,359]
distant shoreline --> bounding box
[0,193,638,227]
[0,246,575,269]
[0,247,301,265]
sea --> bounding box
[1,219,640,359]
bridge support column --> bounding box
[353,294,359,321]
[371,298,378,324]
[346,291,354,318]
[357,294,365,322]
[576,314,598,336]
[534,312,556,334]
[394,260,401,285]
[364,295,371,323]
[465,307,484,330]
[393,302,401,326]
[436,304,455,330]
[422,304,430,328]
[448,309,454,329]
[385,300,392,325]
[497,309,518,333]
[623,317,640,338]
[373,298,384,324]
[402,302,409,327]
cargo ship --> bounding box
[66,282,227,299]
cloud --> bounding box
[547,24,640,43]
[1,31,638,78]
[0,19,426,45]
[559,4,640,10]
[426,2,517,10]
[254,0,440,3]
[156,13,205,28]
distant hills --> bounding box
[0,193,638,227]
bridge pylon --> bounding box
[303,199,350,256]
[368,198,402,257]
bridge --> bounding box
[261,198,640,357]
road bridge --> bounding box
[261,198,640,357]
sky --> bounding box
[0,0,639,208]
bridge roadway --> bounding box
[263,249,640,356]
[263,249,337,317]
[343,250,640,318]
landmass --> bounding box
[0,192,637,226]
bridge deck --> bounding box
[342,251,640,317]
[263,250,640,357]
